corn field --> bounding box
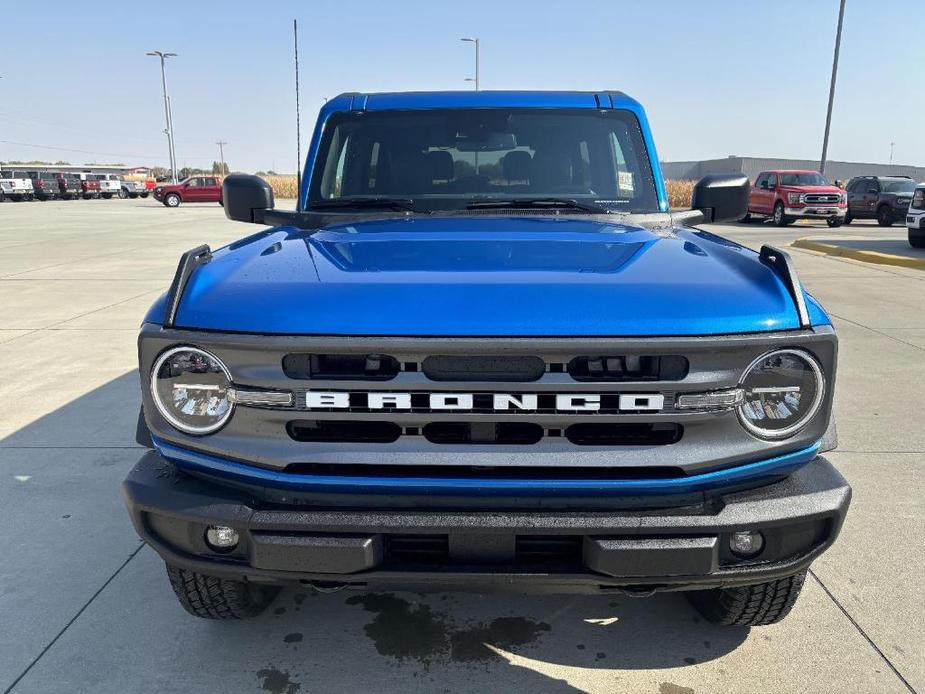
[260,174,697,210]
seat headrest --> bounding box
[502,151,532,181]
[426,150,455,182]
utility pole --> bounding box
[460,37,480,90]
[819,0,846,176]
[147,51,179,183]
[215,141,227,175]
[294,19,302,202]
[890,141,895,165]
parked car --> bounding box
[152,175,223,207]
[97,173,122,199]
[126,90,849,627]
[120,178,150,199]
[77,173,101,199]
[844,175,916,226]
[744,170,846,227]
[56,172,82,200]
[26,171,61,201]
[906,184,925,248]
[0,169,35,201]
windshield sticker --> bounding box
[618,171,635,193]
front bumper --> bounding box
[907,212,924,230]
[123,451,850,593]
[785,206,847,219]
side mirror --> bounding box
[692,173,750,223]
[223,174,275,224]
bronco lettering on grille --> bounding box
[305,391,665,412]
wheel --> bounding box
[686,571,806,626]
[129,193,138,199]
[877,206,894,226]
[25,194,34,201]
[140,193,149,198]
[0,191,5,202]
[165,564,279,619]
[118,188,129,199]
[739,211,752,224]
[909,229,925,249]
[164,193,181,207]
[826,217,843,228]
[772,202,790,226]
[101,192,112,199]
[843,212,853,225]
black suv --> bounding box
[845,175,917,226]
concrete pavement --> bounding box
[0,201,921,693]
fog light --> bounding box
[205,525,239,551]
[729,530,764,558]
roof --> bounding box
[328,90,638,111]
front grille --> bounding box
[283,353,400,380]
[287,420,401,443]
[804,194,840,204]
[422,355,545,382]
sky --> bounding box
[1,0,922,173]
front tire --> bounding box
[826,217,843,228]
[101,192,112,199]
[140,192,149,198]
[877,205,894,226]
[772,202,790,226]
[164,193,181,207]
[165,564,279,620]
[909,229,925,249]
[686,571,806,626]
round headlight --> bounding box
[150,346,233,435]
[737,349,824,440]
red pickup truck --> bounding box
[744,170,846,227]
[78,173,101,200]
[152,175,223,207]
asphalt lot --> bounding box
[0,199,922,694]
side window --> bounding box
[767,173,778,188]
[188,178,201,187]
[868,179,881,194]
[755,174,767,188]
[203,177,217,186]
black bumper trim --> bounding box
[122,451,850,592]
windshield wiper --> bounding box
[465,197,610,213]
[310,197,421,212]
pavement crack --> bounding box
[809,569,917,693]
[3,543,144,694]
[828,312,925,353]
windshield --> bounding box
[881,179,916,194]
[308,108,659,213]
[779,172,827,186]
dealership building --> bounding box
[661,156,925,184]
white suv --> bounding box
[908,184,925,249]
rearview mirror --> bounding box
[692,173,750,223]
[223,174,275,224]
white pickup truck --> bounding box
[0,170,35,202]
[97,173,123,199]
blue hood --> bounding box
[165,216,822,336]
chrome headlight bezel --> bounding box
[150,345,234,436]
[736,348,825,440]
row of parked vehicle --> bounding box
[0,170,155,202]
[742,169,920,229]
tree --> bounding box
[212,161,230,175]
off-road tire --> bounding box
[164,193,181,207]
[877,205,894,227]
[686,571,806,626]
[165,564,279,620]
[909,230,925,249]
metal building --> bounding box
[661,156,925,184]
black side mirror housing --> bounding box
[223,174,275,224]
[692,173,750,223]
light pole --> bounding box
[819,0,846,177]
[147,51,179,183]
[460,37,479,90]
[215,140,227,175]
[890,141,895,165]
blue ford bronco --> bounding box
[124,91,850,625]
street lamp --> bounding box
[460,37,479,90]
[819,0,846,176]
[147,51,179,183]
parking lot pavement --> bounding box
[1,201,922,693]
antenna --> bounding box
[293,19,302,207]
